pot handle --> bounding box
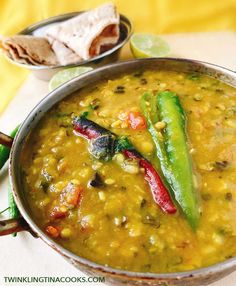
[0,131,38,238]
[0,217,38,237]
[0,217,29,236]
[0,131,14,148]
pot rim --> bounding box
[9,57,236,280]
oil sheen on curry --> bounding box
[22,70,236,273]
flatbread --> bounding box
[46,2,120,60]
[0,35,58,66]
[48,37,81,65]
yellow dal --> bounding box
[22,70,236,273]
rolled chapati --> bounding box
[0,35,58,66]
[46,2,120,60]
[47,37,81,65]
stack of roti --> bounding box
[0,3,120,66]
[0,35,58,66]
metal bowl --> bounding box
[1,58,236,286]
[4,12,132,81]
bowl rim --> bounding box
[9,57,236,280]
[5,11,133,70]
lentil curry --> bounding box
[22,70,236,273]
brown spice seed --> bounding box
[225,192,233,201]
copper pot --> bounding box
[1,58,236,286]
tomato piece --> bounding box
[50,206,68,219]
[128,112,147,130]
[60,183,84,207]
[66,185,83,206]
[46,225,60,238]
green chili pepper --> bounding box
[0,125,20,236]
[0,125,19,170]
[140,92,173,186]
[156,91,200,229]
[140,91,200,229]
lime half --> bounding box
[130,33,170,58]
[49,66,93,91]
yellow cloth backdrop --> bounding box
[0,0,236,113]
